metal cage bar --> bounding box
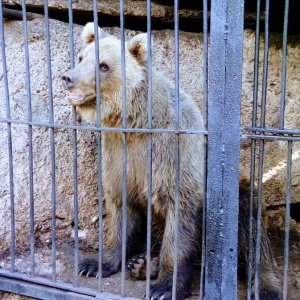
[67,0,80,288]
[21,0,36,277]
[0,117,208,134]
[205,0,245,299]
[145,0,153,299]
[279,0,290,129]
[199,0,209,298]
[43,0,57,283]
[254,0,270,297]
[283,141,292,299]
[281,2,292,299]
[91,0,104,292]
[0,269,139,300]
[120,0,128,296]
[247,0,261,298]
[171,1,180,300]
[0,0,16,274]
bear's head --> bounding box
[62,22,150,124]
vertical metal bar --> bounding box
[247,142,256,300]
[21,0,35,277]
[120,0,127,297]
[67,0,79,287]
[145,0,153,299]
[206,0,226,295]
[43,0,57,282]
[251,0,261,129]
[247,139,256,300]
[0,1,16,272]
[68,1,75,69]
[172,1,180,300]
[96,127,103,292]
[279,0,290,129]
[92,0,103,292]
[202,0,208,130]
[254,143,264,300]
[283,140,292,300]
[93,3,101,128]
[254,1,270,298]
[220,0,244,297]
[259,0,270,130]
[247,1,261,299]
[200,0,208,297]
[205,0,244,299]
[281,2,291,298]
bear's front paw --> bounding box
[149,281,190,300]
[78,258,119,278]
[127,254,159,280]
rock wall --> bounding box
[0,18,300,256]
[2,0,300,34]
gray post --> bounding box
[205,0,245,299]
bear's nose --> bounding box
[62,72,75,89]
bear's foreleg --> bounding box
[79,198,140,278]
[78,199,123,277]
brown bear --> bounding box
[62,23,282,300]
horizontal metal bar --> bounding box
[0,276,95,300]
[0,269,94,297]
[0,270,139,300]
[241,134,300,141]
[0,117,207,135]
[245,126,300,136]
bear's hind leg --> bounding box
[149,209,200,300]
[238,184,282,300]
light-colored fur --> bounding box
[62,23,282,300]
[63,22,204,299]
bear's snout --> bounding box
[62,71,76,89]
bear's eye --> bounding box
[78,55,83,63]
[99,62,109,72]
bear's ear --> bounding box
[81,22,109,46]
[128,33,152,65]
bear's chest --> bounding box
[102,133,148,201]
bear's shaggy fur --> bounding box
[62,23,282,300]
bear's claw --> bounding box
[78,258,99,278]
[149,282,191,300]
[78,258,119,278]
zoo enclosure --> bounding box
[0,0,295,300]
